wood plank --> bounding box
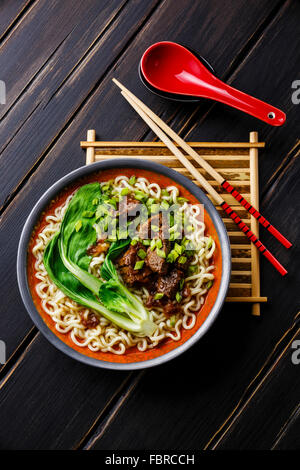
[0,334,130,450]
[272,404,300,449]
[0,0,32,40]
[0,0,160,208]
[81,141,265,148]
[213,319,300,449]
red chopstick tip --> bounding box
[263,250,287,276]
[268,225,292,249]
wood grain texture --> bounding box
[0,334,130,450]
[213,314,300,450]
[0,0,276,209]
[0,0,299,451]
[0,0,33,40]
[80,2,300,450]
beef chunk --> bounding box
[87,240,110,257]
[156,268,184,299]
[145,242,169,275]
[118,196,140,217]
[138,213,169,240]
[119,265,152,286]
[182,285,191,298]
[116,242,153,287]
[80,312,100,329]
[117,243,139,267]
[164,301,182,317]
[175,253,192,272]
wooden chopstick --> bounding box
[114,83,287,276]
[112,78,291,250]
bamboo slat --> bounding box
[82,131,266,313]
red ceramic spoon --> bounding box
[140,42,286,126]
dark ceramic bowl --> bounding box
[17,159,231,370]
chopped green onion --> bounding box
[177,197,189,203]
[118,229,128,239]
[162,189,170,197]
[178,256,187,264]
[154,293,164,300]
[179,279,185,290]
[207,237,213,249]
[186,224,194,233]
[135,191,148,202]
[130,238,138,246]
[142,239,151,246]
[161,200,169,210]
[150,239,156,251]
[151,225,159,233]
[151,204,160,214]
[108,198,117,209]
[188,265,198,274]
[173,231,181,240]
[167,253,174,263]
[206,280,213,289]
[156,239,162,249]
[175,292,182,303]
[82,210,95,218]
[134,260,145,270]
[75,220,82,232]
[137,249,147,259]
[174,243,182,254]
[170,315,176,327]
[129,176,136,185]
[156,248,166,258]
[146,197,155,207]
[170,249,179,261]
[121,187,130,196]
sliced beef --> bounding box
[156,268,184,299]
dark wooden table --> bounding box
[0,0,299,451]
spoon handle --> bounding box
[209,77,286,126]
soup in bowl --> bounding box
[17,160,231,369]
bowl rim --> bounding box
[17,158,231,370]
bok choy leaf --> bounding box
[44,233,143,333]
[99,240,157,335]
[43,183,156,337]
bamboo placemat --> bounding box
[81,130,267,315]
